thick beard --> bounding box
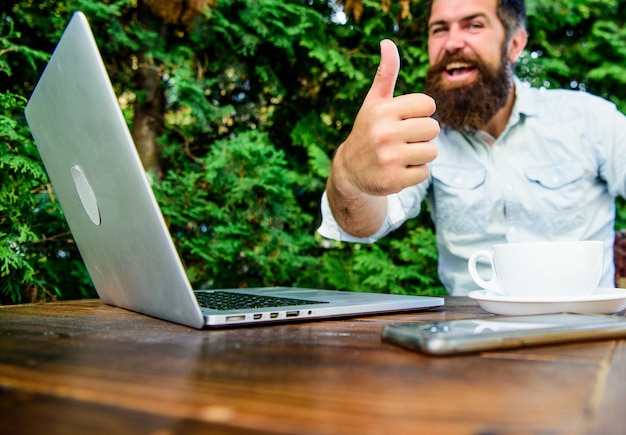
[425,52,513,133]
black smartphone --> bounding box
[381,313,626,355]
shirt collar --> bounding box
[512,76,540,118]
[497,77,539,139]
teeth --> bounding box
[446,62,471,71]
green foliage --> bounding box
[320,221,446,297]
[2,0,626,303]
[0,92,93,303]
[0,14,48,78]
[521,0,626,112]
[0,93,38,301]
[153,130,320,289]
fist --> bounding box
[334,39,439,197]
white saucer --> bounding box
[468,288,626,316]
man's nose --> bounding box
[443,27,465,52]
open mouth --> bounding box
[445,62,476,77]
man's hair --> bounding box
[425,0,527,40]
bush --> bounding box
[153,130,321,289]
[0,92,93,304]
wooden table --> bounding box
[1,297,625,434]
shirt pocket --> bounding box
[431,165,488,234]
[523,162,587,233]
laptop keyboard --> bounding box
[195,291,329,310]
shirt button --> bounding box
[551,176,560,184]
[454,177,463,184]
[508,227,517,236]
[504,184,513,191]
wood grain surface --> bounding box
[0,298,623,434]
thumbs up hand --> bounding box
[326,39,439,237]
[331,39,439,198]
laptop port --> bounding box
[270,312,279,319]
[225,315,246,322]
[286,311,299,318]
[253,314,262,320]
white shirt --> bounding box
[318,79,626,295]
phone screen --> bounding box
[382,313,626,355]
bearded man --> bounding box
[318,0,626,295]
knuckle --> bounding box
[370,125,395,148]
[375,146,397,167]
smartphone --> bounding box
[381,313,626,355]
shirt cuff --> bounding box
[317,191,405,243]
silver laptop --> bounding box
[24,12,444,329]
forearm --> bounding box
[325,162,388,238]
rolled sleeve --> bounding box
[317,191,409,243]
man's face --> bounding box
[424,0,515,132]
[427,0,508,90]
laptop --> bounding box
[24,11,444,329]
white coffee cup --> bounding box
[467,241,604,298]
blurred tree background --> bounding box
[1,0,625,304]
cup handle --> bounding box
[468,250,500,292]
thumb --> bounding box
[366,39,400,101]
